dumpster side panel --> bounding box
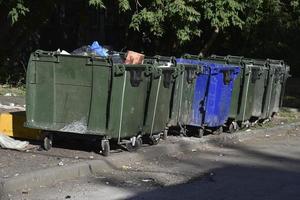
[229,69,243,120]
[87,65,111,133]
[252,68,267,117]
[191,73,209,126]
[54,56,92,132]
[26,59,55,129]
[108,68,149,140]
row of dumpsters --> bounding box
[25,51,290,156]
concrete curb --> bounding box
[0,160,111,198]
[1,121,300,197]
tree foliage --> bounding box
[0,0,300,84]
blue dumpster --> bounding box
[176,58,240,134]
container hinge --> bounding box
[186,69,196,83]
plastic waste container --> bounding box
[279,64,291,107]
[142,56,177,144]
[267,59,288,115]
[208,55,269,131]
[25,50,154,156]
[175,56,240,135]
[169,58,202,135]
[227,56,268,129]
[260,60,276,120]
[250,59,269,120]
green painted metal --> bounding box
[26,50,153,143]
[251,60,268,118]
[279,64,291,107]
[143,57,178,136]
[169,63,200,127]
[261,62,276,119]
[267,59,287,114]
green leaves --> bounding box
[88,0,105,9]
[7,1,29,25]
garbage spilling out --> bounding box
[0,133,29,151]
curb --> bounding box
[0,160,111,198]
[1,121,300,197]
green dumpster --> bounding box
[279,64,291,107]
[226,56,256,129]
[260,60,276,120]
[26,50,154,156]
[251,60,269,119]
[267,59,286,114]
[143,56,177,144]
[169,59,201,135]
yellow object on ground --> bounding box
[0,111,41,140]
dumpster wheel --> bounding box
[126,137,142,152]
[198,128,204,138]
[228,121,238,133]
[149,135,160,145]
[162,129,168,140]
[42,132,53,151]
[101,139,110,157]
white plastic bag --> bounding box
[0,133,29,151]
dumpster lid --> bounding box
[208,55,227,64]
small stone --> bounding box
[89,156,94,159]
[14,173,19,177]
[58,161,64,166]
[105,181,109,185]
[65,195,71,199]
[191,149,197,152]
[265,134,270,137]
[75,156,79,159]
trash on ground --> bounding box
[0,133,29,151]
[142,178,155,182]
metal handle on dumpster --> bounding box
[154,55,175,63]
[129,69,144,87]
[186,68,197,83]
[223,71,233,85]
[162,70,174,88]
[182,54,200,60]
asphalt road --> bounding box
[8,124,300,200]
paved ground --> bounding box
[5,122,300,200]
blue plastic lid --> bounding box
[176,58,240,74]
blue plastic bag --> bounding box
[89,41,108,57]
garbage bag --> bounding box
[0,133,29,151]
[71,46,92,56]
[90,41,108,57]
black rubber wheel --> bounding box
[198,129,204,138]
[42,133,53,151]
[102,140,110,157]
[126,143,136,152]
[149,136,160,145]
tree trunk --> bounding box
[199,26,219,57]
